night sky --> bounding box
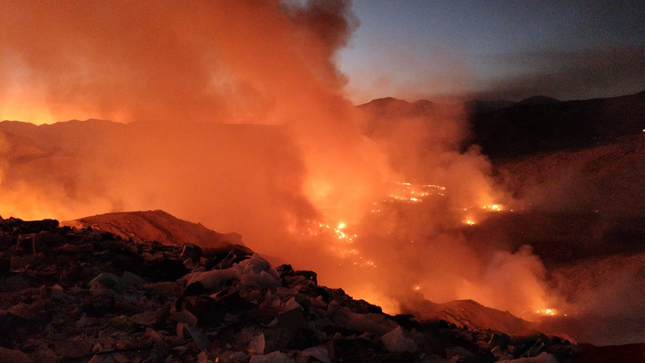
[1,0,644,125]
[339,0,645,103]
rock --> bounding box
[334,337,384,363]
[108,315,138,332]
[489,332,510,350]
[180,244,203,262]
[380,326,418,353]
[197,351,211,363]
[130,303,171,329]
[50,284,65,299]
[277,265,318,286]
[249,351,294,363]
[90,273,125,289]
[186,326,210,350]
[31,232,65,252]
[144,281,178,298]
[76,315,100,328]
[187,268,237,291]
[0,215,581,363]
[238,254,274,275]
[149,258,189,281]
[249,333,266,354]
[16,235,36,253]
[203,244,253,270]
[327,300,399,336]
[87,355,118,363]
[111,353,130,363]
[498,352,559,362]
[446,346,474,359]
[173,308,198,327]
[89,281,114,296]
[9,255,31,270]
[0,347,34,363]
[121,270,146,287]
[511,331,550,359]
[5,275,31,292]
[278,306,309,331]
[55,339,94,359]
[301,345,330,363]
[18,219,59,234]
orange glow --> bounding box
[387,181,446,202]
[482,203,503,211]
[0,1,559,324]
[535,308,558,316]
[0,106,57,125]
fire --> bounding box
[482,204,503,211]
[535,308,558,316]
[289,218,368,264]
[387,181,446,203]
[0,102,57,125]
[289,180,459,266]
[290,180,510,272]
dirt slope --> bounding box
[64,210,242,247]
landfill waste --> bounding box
[0,215,615,362]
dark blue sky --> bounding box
[338,0,645,102]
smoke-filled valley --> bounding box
[2,93,645,347]
[1,1,645,361]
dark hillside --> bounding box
[470,90,645,159]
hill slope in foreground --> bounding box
[64,210,243,248]
[4,214,641,363]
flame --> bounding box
[387,181,446,203]
[535,308,558,316]
[482,204,503,211]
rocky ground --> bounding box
[0,215,593,363]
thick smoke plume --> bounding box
[0,0,553,319]
[0,0,384,224]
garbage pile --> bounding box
[0,216,579,362]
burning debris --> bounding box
[0,214,586,362]
[387,182,446,203]
[535,309,557,317]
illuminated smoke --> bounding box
[0,0,554,319]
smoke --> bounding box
[1,0,384,220]
[0,0,554,321]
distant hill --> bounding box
[357,97,468,141]
[471,90,645,159]
[516,95,560,106]
[359,90,645,160]
[403,298,534,335]
[466,99,515,114]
